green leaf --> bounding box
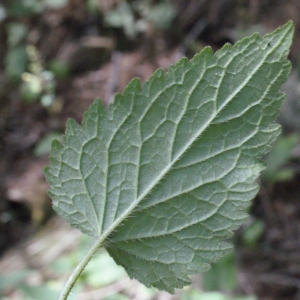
[180,291,256,300]
[241,219,265,248]
[262,133,299,183]
[34,133,63,157]
[45,22,294,294]
[202,253,237,292]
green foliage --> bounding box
[21,46,57,106]
[104,0,177,38]
[104,2,141,39]
[240,219,265,248]
[135,0,177,29]
[202,253,237,292]
[48,60,70,80]
[3,1,68,82]
[45,22,294,296]
[6,0,68,17]
[34,133,63,157]
[6,0,42,18]
[5,22,28,79]
[262,133,299,183]
[82,251,126,287]
[7,22,28,48]
[0,269,60,300]
[181,290,256,300]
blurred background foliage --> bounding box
[1,0,300,299]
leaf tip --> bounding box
[277,20,294,40]
[265,20,294,51]
[283,19,295,32]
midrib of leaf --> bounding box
[98,25,289,243]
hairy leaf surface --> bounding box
[45,22,293,293]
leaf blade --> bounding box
[45,21,294,293]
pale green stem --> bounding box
[58,235,106,300]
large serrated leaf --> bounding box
[45,22,294,294]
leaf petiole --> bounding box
[58,237,104,300]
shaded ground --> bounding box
[1,1,300,299]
